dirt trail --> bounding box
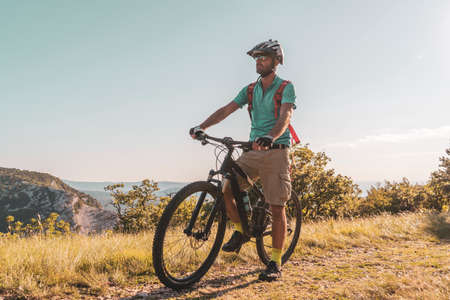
[99,240,449,300]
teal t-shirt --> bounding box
[233,75,297,145]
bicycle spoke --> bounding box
[159,188,223,280]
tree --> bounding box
[428,145,450,211]
[290,145,361,219]
[105,179,204,233]
[361,178,433,215]
[105,179,161,233]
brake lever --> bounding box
[195,132,206,144]
[223,137,233,143]
[239,142,252,152]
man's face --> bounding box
[255,55,275,76]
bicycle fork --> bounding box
[183,170,223,240]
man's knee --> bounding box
[222,179,233,201]
[270,205,285,220]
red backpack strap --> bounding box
[246,82,257,119]
[289,124,300,145]
[273,80,290,118]
[274,80,301,145]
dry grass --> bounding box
[0,211,448,299]
[0,231,154,298]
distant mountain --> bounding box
[0,167,117,233]
[63,180,186,193]
[75,190,116,211]
[62,180,187,211]
[62,180,139,192]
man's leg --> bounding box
[222,150,259,224]
[258,149,290,281]
[222,181,240,223]
[221,180,248,252]
[221,151,260,252]
[258,204,286,281]
[270,204,287,262]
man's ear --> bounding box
[273,57,280,67]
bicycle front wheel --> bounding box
[152,181,226,289]
[255,190,302,265]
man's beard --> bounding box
[257,65,274,78]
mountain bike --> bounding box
[152,134,302,290]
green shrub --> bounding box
[105,180,170,233]
[290,145,361,220]
[1,213,71,238]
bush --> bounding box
[359,179,433,215]
[428,146,450,211]
[1,213,71,238]
[105,180,173,233]
[290,145,361,220]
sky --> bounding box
[1,0,449,184]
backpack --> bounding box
[246,80,300,145]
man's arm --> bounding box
[268,103,294,140]
[253,103,294,150]
[199,101,240,130]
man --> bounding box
[190,39,296,281]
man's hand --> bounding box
[254,135,273,150]
[189,126,205,139]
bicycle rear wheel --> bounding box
[255,190,302,265]
[152,181,226,289]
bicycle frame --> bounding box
[183,140,264,241]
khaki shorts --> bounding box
[232,148,292,207]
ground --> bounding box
[99,239,449,299]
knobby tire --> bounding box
[152,181,226,290]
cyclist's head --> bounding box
[247,39,284,77]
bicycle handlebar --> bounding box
[196,133,252,151]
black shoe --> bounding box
[221,231,249,253]
[258,261,282,282]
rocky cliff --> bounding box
[0,167,117,233]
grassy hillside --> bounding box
[0,211,448,299]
